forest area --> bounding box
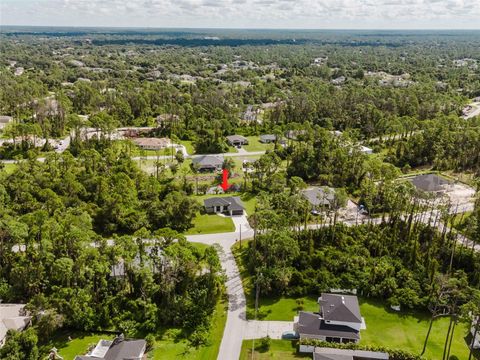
[0,28,479,359]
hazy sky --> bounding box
[1,0,480,29]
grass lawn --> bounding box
[243,136,274,152]
[232,241,478,359]
[46,331,115,360]
[186,213,235,234]
[151,298,227,359]
[180,140,195,155]
[240,339,310,360]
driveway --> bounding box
[244,320,294,340]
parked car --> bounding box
[281,331,299,340]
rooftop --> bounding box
[1,304,31,345]
[192,155,224,167]
[301,187,336,207]
[204,196,244,211]
[313,348,389,360]
[297,311,360,340]
[74,336,146,360]
[320,293,362,324]
[410,173,452,192]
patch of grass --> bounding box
[240,339,310,359]
[186,213,235,234]
[151,298,228,359]
[179,140,195,155]
[47,331,115,360]
[244,136,274,152]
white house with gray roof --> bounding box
[74,335,146,360]
[294,293,363,344]
[204,196,245,216]
[192,155,224,172]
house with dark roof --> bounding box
[192,155,224,172]
[74,335,146,360]
[409,174,452,193]
[226,135,249,147]
[312,348,389,360]
[204,196,245,216]
[294,293,363,344]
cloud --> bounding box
[1,0,480,28]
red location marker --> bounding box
[220,168,230,191]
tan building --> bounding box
[132,137,170,150]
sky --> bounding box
[1,0,480,29]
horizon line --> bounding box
[2,24,480,32]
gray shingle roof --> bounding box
[74,338,146,360]
[204,196,244,211]
[320,293,362,324]
[297,311,360,340]
[192,155,224,168]
[301,187,336,207]
[410,174,452,192]
[313,348,389,360]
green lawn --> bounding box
[179,140,195,155]
[186,213,235,234]
[151,298,227,359]
[240,339,310,360]
[47,332,115,360]
[232,241,478,359]
[243,136,274,152]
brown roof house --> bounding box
[132,137,170,151]
[294,293,363,344]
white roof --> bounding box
[0,304,31,344]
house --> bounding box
[241,105,259,122]
[74,335,146,360]
[132,137,170,150]
[410,174,452,193]
[294,293,363,344]
[1,304,31,347]
[156,114,180,125]
[226,135,249,147]
[259,134,276,143]
[331,76,346,85]
[192,155,224,172]
[285,130,307,140]
[360,146,373,155]
[301,187,336,212]
[0,116,13,130]
[311,348,389,360]
[204,196,245,216]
